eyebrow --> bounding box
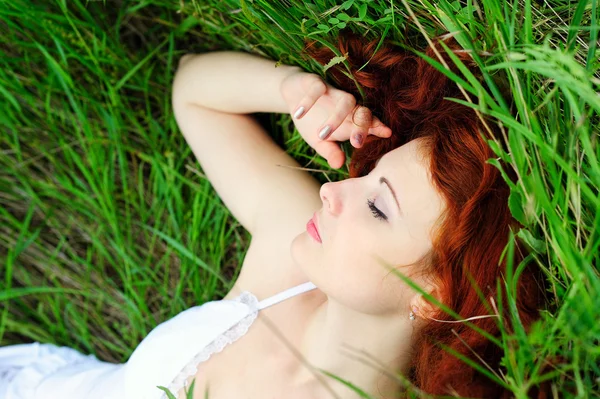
[380,176,402,216]
[374,157,403,216]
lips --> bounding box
[313,212,321,238]
[306,212,322,243]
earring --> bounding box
[409,305,417,321]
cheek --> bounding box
[324,233,404,313]
[290,225,408,314]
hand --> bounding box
[280,70,392,169]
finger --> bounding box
[316,140,346,169]
[293,75,327,120]
[317,93,357,140]
[368,125,393,137]
[367,116,393,138]
[349,106,372,148]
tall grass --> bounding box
[0,0,598,397]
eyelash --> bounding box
[367,199,388,222]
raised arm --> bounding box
[171,51,322,242]
[172,51,302,113]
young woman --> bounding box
[0,31,549,399]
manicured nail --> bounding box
[318,125,332,140]
[354,134,363,146]
[293,106,305,119]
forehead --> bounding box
[376,138,430,170]
[376,139,443,213]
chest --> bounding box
[173,253,326,399]
[173,303,318,399]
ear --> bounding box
[410,287,440,321]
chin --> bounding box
[290,232,318,273]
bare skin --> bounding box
[172,52,445,399]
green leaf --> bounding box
[337,22,347,28]
[174,15,200,38]
[0,84,21,112]
[113,38,169,92]
[319,369,372,398]
[0,286,98,301]
[317,24,329,30]
[507,121,526,172]
[156,386,177,399]
[337,13,350,21]
[186,379,196,399]
[323,54,348,73]
[508,190,526,225]
[486,138,510,162]
[328,17,339,24]
[517,228,546,255]
[340,0,354,10]
[358,3,368,20]
[486,157,517,191]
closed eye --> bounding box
[367,199,388,222]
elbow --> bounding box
[178,53,195,69]
[171,54,196,109]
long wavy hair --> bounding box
[302,30,551,398]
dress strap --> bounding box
[257,281,317,311]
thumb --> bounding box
[316,141,345,169]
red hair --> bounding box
[302,30,551,398]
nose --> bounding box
[319,182,342,216]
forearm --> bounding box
[172,51,302,114]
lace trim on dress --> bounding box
[160,291,260,399]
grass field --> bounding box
[0,0,599,397]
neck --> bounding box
[289,296,416,399]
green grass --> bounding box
[0,0,598,397]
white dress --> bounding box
[0,281,318,399]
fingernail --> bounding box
[293,106,305,119]
[355,134,363,146]
[318,125,332,140]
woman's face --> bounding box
[291,138,446,315]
